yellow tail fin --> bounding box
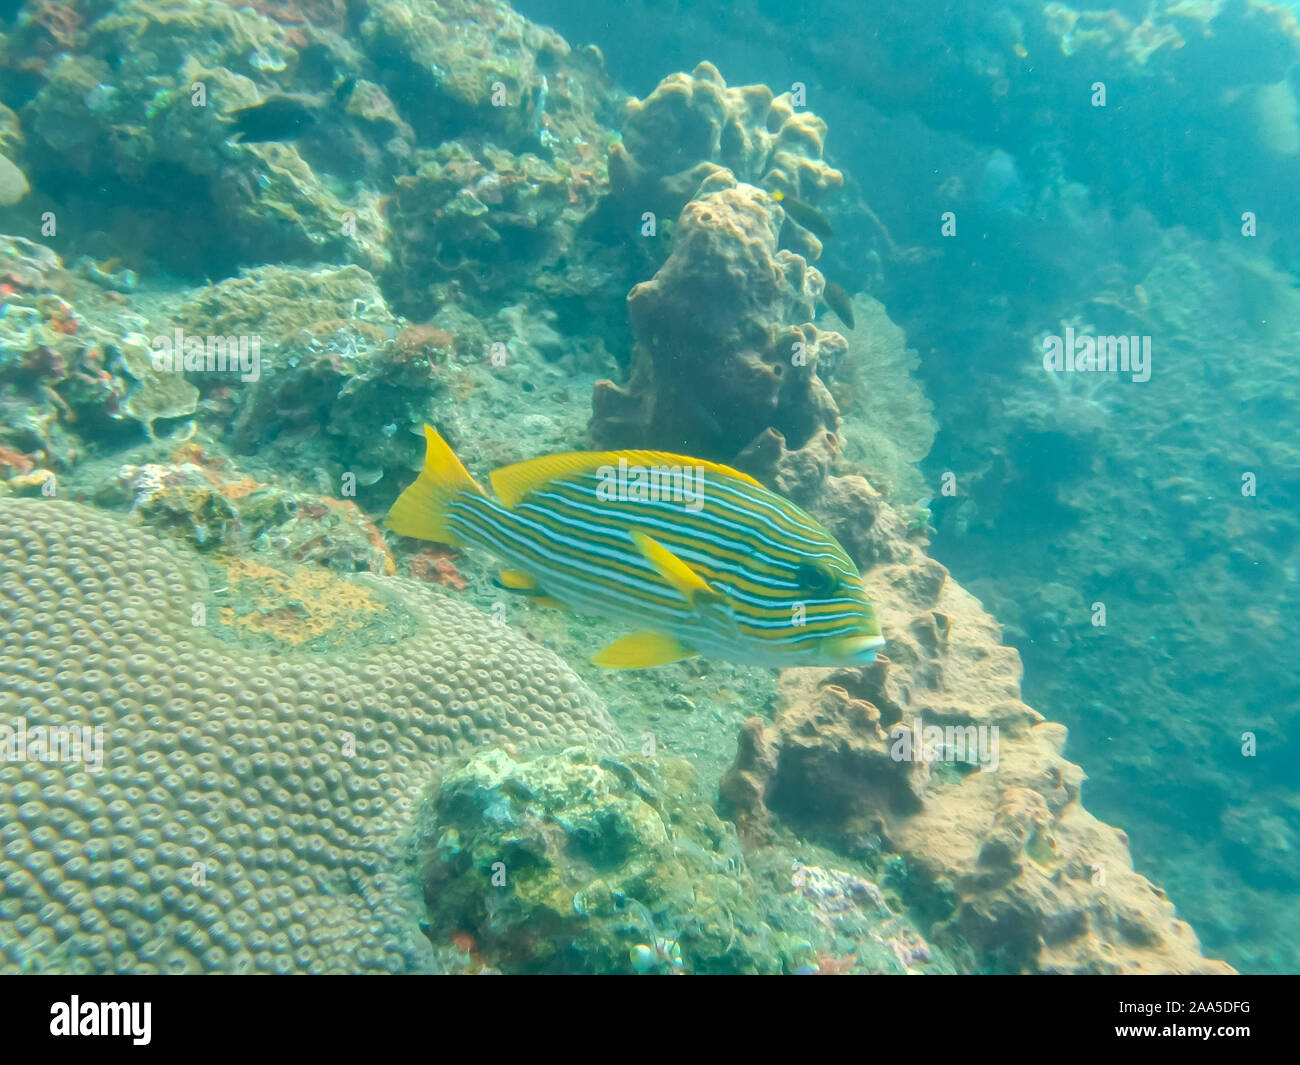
[386,425,484,545]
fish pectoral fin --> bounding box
[629,531,723,608]
[592,631,697,669]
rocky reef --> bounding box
[721,498,1232,974]
[0,0,1252,975]
[592,170,845,500]
[414,746,949,974]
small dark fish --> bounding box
[334,75,358,104]
[771,189,833,239]
[227,94,323,143]
[824,282,855,329]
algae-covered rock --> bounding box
[169,264,431,485]
[0,237,143,466]
[603,61,842,261]
[118,333,199,436]
[175,264,397,344]
[103,443,398,572]
[22,0,388,275]
[386,139,601,312]
[360,0,615,151]
[415,748,773,973]
[414,745,947,974]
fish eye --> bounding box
[795,563,836,597]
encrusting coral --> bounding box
[0,498,622,974]
[605,61,842,261]
[592,170,846,500]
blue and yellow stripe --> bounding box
[387,426,884,668]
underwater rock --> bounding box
[117,333,199,437]
[414,746,942,974]
[0,236,168,465]
[22,0,388,275]
[99,442,397,572]
[0,498,622,973]
[359,0,615,152]
[720,498,1236,975]
[415,748,770,974]
[169,264,433,486]
[175,263,396,347]
[592,171,844,498]
[0,151,28,205]
[385,138,603,312]
[110,459,239,549]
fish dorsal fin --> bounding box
[630,531,723,608]
[488,450,761,508]
[592,631,697,669]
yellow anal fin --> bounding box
[494,570,568,610]
[592,631,697,669]
[386,425,484,545]
[630,531,723,608]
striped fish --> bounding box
[386,426,885,669]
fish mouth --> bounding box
[826,633,887,664]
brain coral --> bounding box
[0,498,622,974]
